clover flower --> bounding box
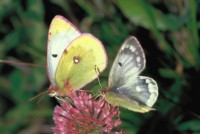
[52,91,122,134]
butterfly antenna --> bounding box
[28,90,48,102]
[94,65,103,89]
[36,93,46,105]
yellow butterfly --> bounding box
[103,36,158,113]
[47,15,107,96]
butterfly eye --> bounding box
[118,62,122,67]
[52,54,58,58]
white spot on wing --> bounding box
[129,45,136,52]
[146,79,151,83]
[148,83,157,93]
[125,45,129,49]
[136,86,142,92]
[136,57,140,62]
[121,44,126,51]
[146,93,157,107]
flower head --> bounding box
[52,90,122,134]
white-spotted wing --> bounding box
[106,36,158,113]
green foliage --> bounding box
[0,0,200,133]
[177,120,200,132]
[117,0,182,31]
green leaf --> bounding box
[177,120,200,131]
[159,68,181,79]
[116,0,181,31]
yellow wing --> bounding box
[55,34,107,95]
[47,15,81,87]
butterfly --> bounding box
[46,15,107,96]
[103,36,158,113]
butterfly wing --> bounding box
[55,34,108,95]
[106,36,158,113]
[108,36,145,87]
[47,15,81,87]
[106,76,158,112]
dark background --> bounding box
[0,0,200,133]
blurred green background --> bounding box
[0,0,200,133]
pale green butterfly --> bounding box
[104,36,159,113]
